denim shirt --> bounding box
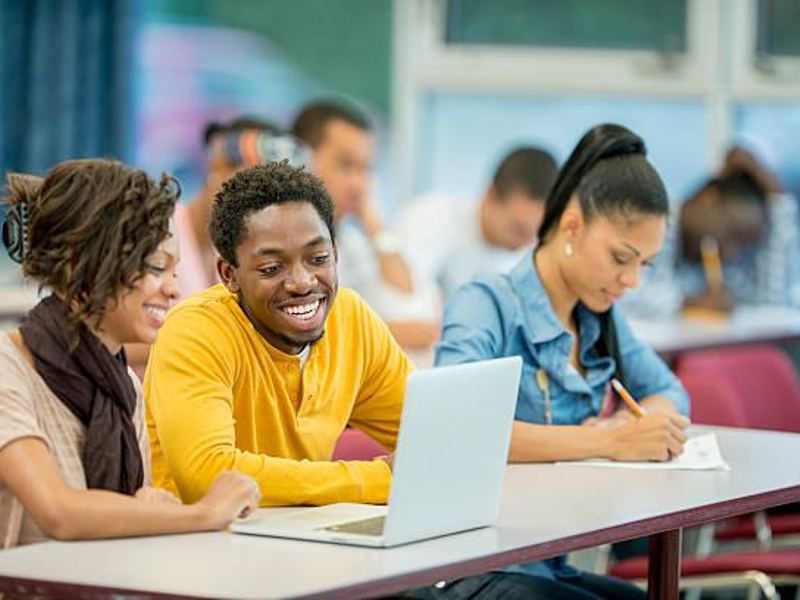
[435,250,689,580]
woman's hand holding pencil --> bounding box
[604,413,690,462]
[604,378,690,461]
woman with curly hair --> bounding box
[0,159,260,548]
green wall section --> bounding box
[146,0,393,115]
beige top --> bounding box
[0,332,150,549]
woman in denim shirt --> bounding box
[432,124,691,600]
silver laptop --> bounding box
[231,356,522,547]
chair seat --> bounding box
[332,428,387,461]
[610,550,800,579]
[715,513,800,541]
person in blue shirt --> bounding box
[429,124,691,599]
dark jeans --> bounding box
[397,571,645,600]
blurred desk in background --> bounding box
[629,306,800,358]
[0,285,39,328]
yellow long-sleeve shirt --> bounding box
[144,285,412,506]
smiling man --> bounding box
[144,161,412,506]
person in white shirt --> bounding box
[398,147,558,302]
[291,100,439,357]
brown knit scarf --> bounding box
[19,296,143,494]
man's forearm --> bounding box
[387,320,440,350]
[170,446,393,507]
[377,254,414,293]
[359,204,415,293]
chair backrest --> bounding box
[331,428,387,461]
[676,344,800,433]
[678,371,748,428]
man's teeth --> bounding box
[146,306,166,320]
[282,300,321,320]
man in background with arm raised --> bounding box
[291,100,440,357]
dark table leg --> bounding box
[647,528,682,600]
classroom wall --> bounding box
[138,0,395,206]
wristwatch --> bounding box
[372,230,401,255]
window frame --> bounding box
[391,0,800,207]
[414,0,712,96]
[730,0,800,100]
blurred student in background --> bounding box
[680,147,800,311]
[623,146,800,318]
[0,160,259,549]
[127,118,309,377]
[291,100,440,357]
[397,146,558,303]
[426,124,689,599]
[177,117,309,297]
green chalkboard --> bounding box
[147,0,392,115]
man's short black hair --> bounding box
[492,147,558,201]
[290,100,372,148]
[210,161,335,267]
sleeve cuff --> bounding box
[356,459,393,504]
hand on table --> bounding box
[195,471,262,528]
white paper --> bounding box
[556,433,730,471]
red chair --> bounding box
[332,428,387,461]
[678,371,748,428]
[716,513,800,547]
[610,550,800,599]
[676,344,800,433]
[678,345,800,549]
[609,345,800,597]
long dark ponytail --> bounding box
[538,124,669,389]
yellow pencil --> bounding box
[611,378,645,419]
[701,235,724,293]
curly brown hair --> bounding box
[2,159,179,331]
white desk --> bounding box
[0,426,798,599]
[629,305,800,356]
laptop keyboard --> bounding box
[322,516,386,536]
